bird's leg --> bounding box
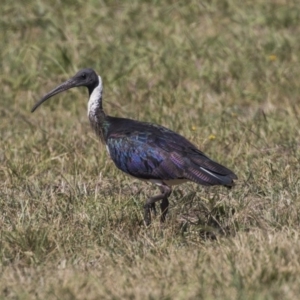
[144,194,164,226]
[159,185,171,223]
[160,197,169,223]
[144,184,171,226]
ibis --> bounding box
[32,68,237,226]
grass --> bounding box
[1,0,300,298]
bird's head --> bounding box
[31,68,99,112]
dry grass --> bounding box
[1,0,300,299]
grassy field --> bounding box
[1,0,300,299]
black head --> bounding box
[31,68,99,112]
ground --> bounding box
[1,0,300,299]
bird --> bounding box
[31,68,237,226]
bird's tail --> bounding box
[184,157,237,187]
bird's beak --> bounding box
[31,77,78,113]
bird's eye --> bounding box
[81,73,86,79]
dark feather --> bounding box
[105,116,237,186]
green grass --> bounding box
[1,0,300,298]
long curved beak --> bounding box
[31,78,77,113]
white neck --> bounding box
[88,76,103,117]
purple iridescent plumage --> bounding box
[104,117,237,187]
